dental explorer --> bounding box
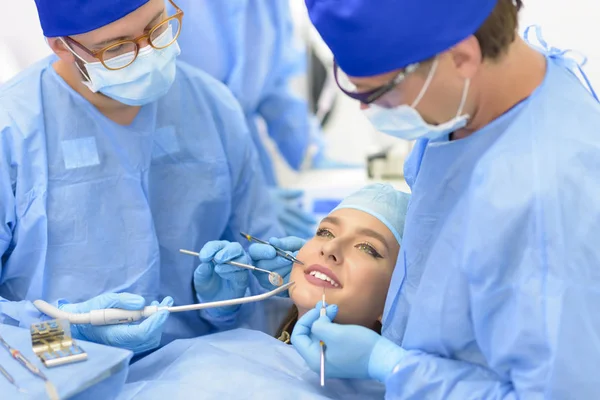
[240,232,304,265]
[320,289,326,387]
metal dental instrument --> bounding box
[0,363,27,393]
[240,232,305,265]
[320,289,326,387]
[0,334,47,382]
[33,281,294,326]
[179,249,284,287]
[0,334,59,400]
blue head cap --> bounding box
[34,0,150,37]
[333,184,410,245]
[305,0,498,77]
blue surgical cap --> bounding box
[35,0,150,37]
[305,0,498,77]
[333,184,410,245]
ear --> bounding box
[447,36,483,79]
[47,37,76,64]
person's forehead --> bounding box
[326,209,395,245]
[71,0,164,44]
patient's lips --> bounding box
[304,265,342,289]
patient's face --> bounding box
[289,208,400,329]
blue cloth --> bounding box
[34,0,149,37]
[118,328,385,399]
[333,183,409,245]
[380,52,600,397]
[175,0,312,185]
[0,323,131,400]
[305,0,497,76]
[0,56,284,348]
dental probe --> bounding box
[320,289,326,387]
[0,363,27,393]
[240,232,304,265]
[33,281,294,326]
[179,249,284,287]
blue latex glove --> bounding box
[292,302,406,382]
[248,236,306,294]
[270,188,316,239]
[59,293,173,354]
[193,241,250,318]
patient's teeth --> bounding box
[308,270,340,287]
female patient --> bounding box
[274,183,408,343]
[191,183,409,334]
[120,184,409,399]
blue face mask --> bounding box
[64,27,180,106]
[363,58,471,141]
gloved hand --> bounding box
[59,293,172,354]
[291,303,406,382]
[248,236,306,294]
[270,188,316,239]
[193,241,250,318]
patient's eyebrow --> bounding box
[322,216,390,251]
[321,216,341,226]
[356,227,390,251]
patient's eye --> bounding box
[316,228,334,239]
[356,242,383,259]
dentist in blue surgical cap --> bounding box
[251,0,600,397]
[0,0,283,355]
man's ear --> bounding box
[47,37,76,63]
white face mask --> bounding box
[62,27,180,106]
[363,58,471,141]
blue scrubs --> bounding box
[381,53,600,398]
[175,0,313,185]
[0,56,283,346]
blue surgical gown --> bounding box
[381,53,600,398]
[175,0,314,185]
[119,329,385,399]
[0,56,283,346]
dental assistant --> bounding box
[0,0,282,355]
[259,0,600,398]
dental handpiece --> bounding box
[33,281,294,326]
[179,248,284,287]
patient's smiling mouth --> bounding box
[304,265,342,289]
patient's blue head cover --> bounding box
[333,183,410,245]
[305,0,498,77]
[35,0,150,37]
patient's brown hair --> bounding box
[276,305,382,344]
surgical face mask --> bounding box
[62,27,181,106]
[363,58,471,141]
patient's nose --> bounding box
[320,239,343,265]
